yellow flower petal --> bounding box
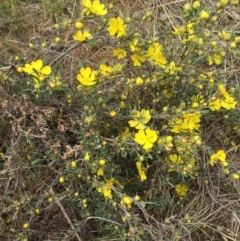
[32,59,43,71]
[41,66,52,75]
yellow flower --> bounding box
[107,178,121,187]
[121,127,131,141]
[128,109,151,129]
[98,178,121,199]
[59,177,65,183]
[23,222,29,229]
[191,93,204,107]
[169,154,183,164]
[218,30,231,40]
[102,187,112,198]
[113,63,123,72]
[136,161,147,181]
[129,38,140,52]
[17,66,23,73]
[82,0,107,16]
[231,41,237,48]
[23,59,51,81]
[208,54,222,65]
[175,183,188,197]
[136,77,144,86]
[99,64,113,76]
[221,96,237,109]
[171,113,201,133]
[218,84,228,97]
[108,17,126,38]
[172,26,186,35]
[84,152,90,161]
[113,48,127,59]
[209,99,222,111]
[235,36,240,44]
[217,84,237,109]
[97,168,104,176]
[120,101,126,108]
[166,61,181,75]
[181,113,201,132]
[99,159,106,165]
[123,196,132,205]
[110,111,116,117]
[232,173,239,180]
[77,67,97,86]
[134,195,140,201]
[75,21,83,29]
[82,199,87,207]
[55,37,61,43]
[73,30,92,42]
[122,196,132,208]
[210,150,226,166]
[134,129,158,150]
[187,22,194,31]
[71,161,77,168]
[48,76,62,89]
[131,54,145,66]
[199,10,209,20]
[183,3,191,12]
[192,1,200,9]
[146,43,167,67]
[170,118,183,133]
[166,136,173,143]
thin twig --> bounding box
[49,187,82,241]
[49,42,81,65]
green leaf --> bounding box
[78,60,84,69]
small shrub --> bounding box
[1,0,240,240]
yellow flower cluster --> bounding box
[165,61,182,75]
[170,113,201,133]
[158,135,173,151]
[111,35,167,68]
[122,196,132,209]
[99,63,123,78]
[126,109,158,180]
[128,109,157,150]
[82,0,107,16]
[23,59,52,89]
[72,18,92,42]
[209,84,237,110]
[97,178,122,199]
[210,150,228,166]
[167,153,197,176]
[208,50,225,66]
[48,76,62,89]
[96,159,106,176]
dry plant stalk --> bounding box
[49,187,82,241]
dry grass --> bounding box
[1,0,240,241]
